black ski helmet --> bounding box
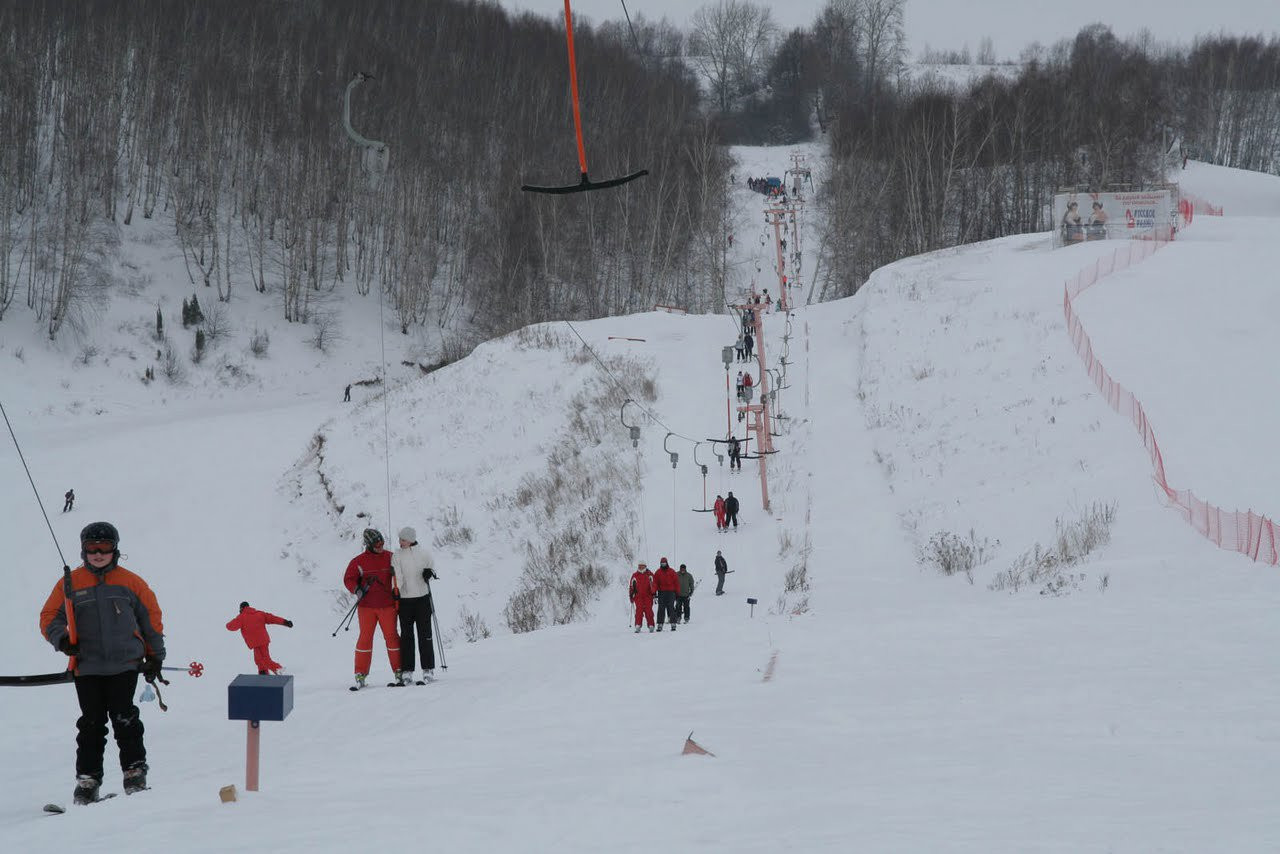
[80,521,120,569]
[239,601,250,611]
[363,528,384,548]
[80,521,119,546]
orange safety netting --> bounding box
[1062,220,1280,564]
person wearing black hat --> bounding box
[343,528,402,690]
[40,522,165,804]
[226,601,293,675]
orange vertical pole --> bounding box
[562,0,589,178]
[246,721,260,792]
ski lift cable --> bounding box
[563,321,700,446]
[342,72,394,532]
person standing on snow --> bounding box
[226,602,292,675]
[630,563,656,633]
[714,494,726,532]
[344,528,402,689]
[391,526,437,685]
[675,564,694,624]
[653,558,680,631]
[744,332,754,360]
[728,436,742,471]
[724,492,740,529]
[63,489,75,512]
[40,522,165,804]
[714,551,729,595]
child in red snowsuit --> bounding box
[629,564,655,632]
[226,602,292,674]
[714,494,726,531]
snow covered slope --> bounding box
[3,157,1280,852]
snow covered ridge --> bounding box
[1064,186,1280,566]
[280,323,656,638]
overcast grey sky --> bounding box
[503,0,1278,62]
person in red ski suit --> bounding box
[226,602,292,675]
[714,494,726,531]
[344,528,402,687]
[629,563,655,632]
[653,558,680,631]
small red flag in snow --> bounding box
[682,731,715,757]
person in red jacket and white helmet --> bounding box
[226,602,293,675]
[629,563,655,633]
[344,528,402,690]
[653,558,680,632]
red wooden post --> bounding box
[246,721,260,792]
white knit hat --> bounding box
[398,526,417,542]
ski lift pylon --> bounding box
[521,0,647,194]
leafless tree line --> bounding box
[816,25,1280,299]
[0,0,729,342]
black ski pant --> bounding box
[725,510,738,528]
[675,596,691,622]
[715,572,726,595]
[398,594,435,671]
[74,670,145,780]
[656,591,678,626]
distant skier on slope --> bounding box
[714,551,729,595]
[724,492,740,529]
[344,528,402,689]
[714,494,726,532]
[63,489,75,512]
[226,602,292,675]
[653,558,680,631]
[675,564,694,624]
[630,563,656,633]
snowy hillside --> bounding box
[5,155,1280,852]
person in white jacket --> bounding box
[391,527,437,685]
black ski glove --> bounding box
[140,656,163,683]
[392,590,400,602]
[422,568,437,582]
[57,636,79,656]
[283,620,293,628]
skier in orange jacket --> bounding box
[226,602,292,675]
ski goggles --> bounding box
[83,541,116,555]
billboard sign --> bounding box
[1053,190,1175,246]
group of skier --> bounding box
[343,526,439,690]
[629,558,695,632]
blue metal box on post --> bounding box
[228,674,294,792]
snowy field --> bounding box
[3,156,1280,852]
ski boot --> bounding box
[350,673,367,692]
[123,762,148,795]
[648,625,655,633]
[634,626,641,633]
[657,624,664,632]
[73,775,101,805]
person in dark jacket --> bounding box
[724,492,740,528]
[653,558,680,631]
[344,528,402,689]
[675,564,695,623]
[728,437,742,471]
[40,522,165,804]
[744,332,754,360]
[63,488,75,512]
[714,551,729,595]
[629,563,656,632]
[226,602,292,675]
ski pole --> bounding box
[425,576,447,670]
[332,585,364,637]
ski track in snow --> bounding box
[3,155,1280,851]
